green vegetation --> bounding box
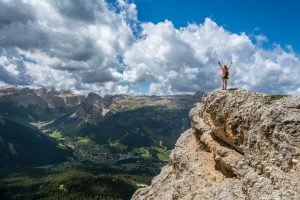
[50,130,64,140]
[109,139,128,152]
[0,92,198,200]
[265,95,288,105]
[130,146,171,161]
[58,184,67,192]
[155,147,171,161]
[0,119,72,168]
[0,168,142,200]
[76,137,92,146]
[0,108,176,199]
[89,106,191,149]
[136,147,152,159]
[0,157,161,200]
[57,143,68,150]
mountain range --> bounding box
[0,86,202,168]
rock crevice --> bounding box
[132,89,300,200]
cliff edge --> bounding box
[132,89,300,200]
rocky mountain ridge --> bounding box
[0,86,203,168]
[132,89,300,200]
[0,87,84,108]
[0,86,202,119]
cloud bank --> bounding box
[0,0,300,95]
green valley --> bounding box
[0,87,202,199]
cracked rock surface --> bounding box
[132,89,300,200]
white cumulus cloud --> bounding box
[0,0,136,94]
[123,18,300,95]
[0,0,300,95]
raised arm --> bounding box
[218,61,222,68]
[228,61,233,69]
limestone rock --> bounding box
[132,89,300,200]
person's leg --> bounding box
[222,79,225,90]
[224,79,228,90]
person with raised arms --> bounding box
[218,61,233,90]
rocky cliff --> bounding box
[132,89,300,200]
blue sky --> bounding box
[131,0,300,54]
[1,0,300,95]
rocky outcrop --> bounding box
[132,89,300,200]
